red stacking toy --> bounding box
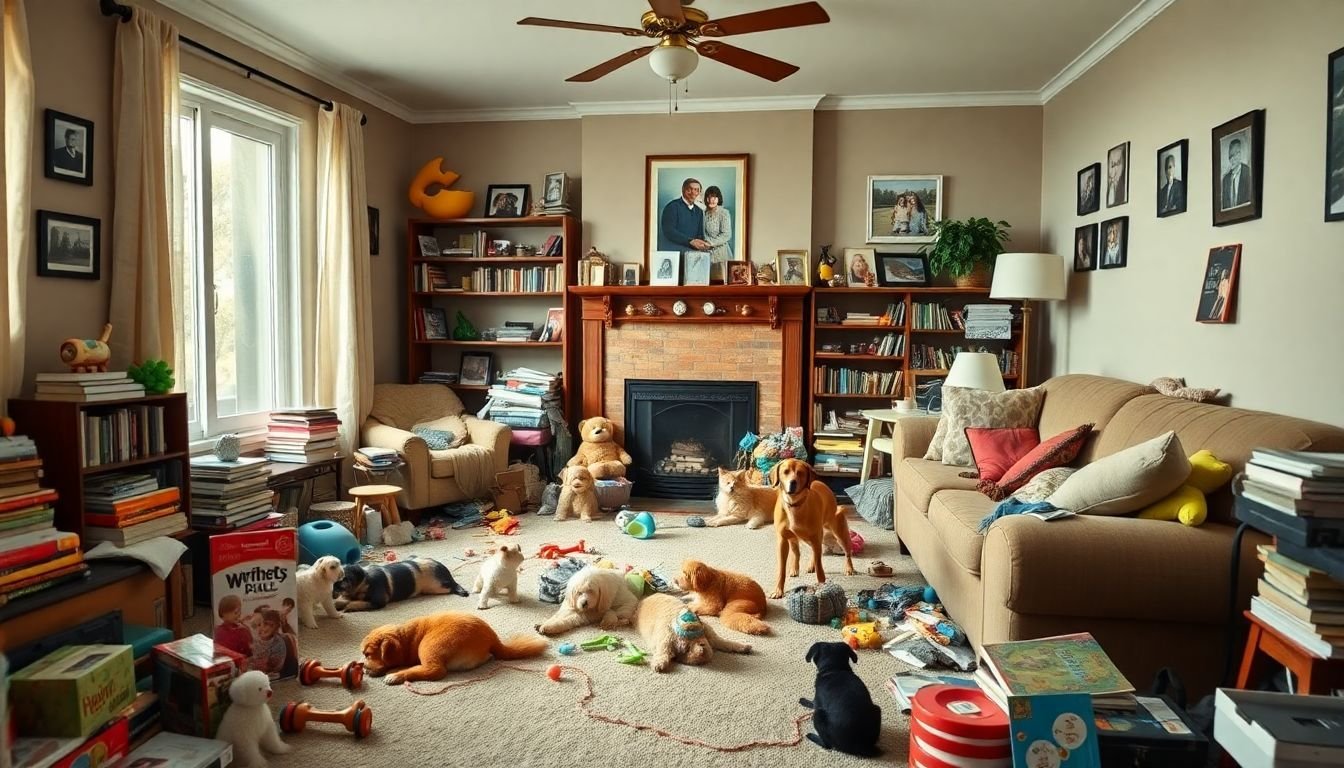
[910,685,1012,768]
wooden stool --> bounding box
[349,485,403,542]
[1235,610,1344,694]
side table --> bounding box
[349,484,403,543]
[858,408,930,483]
[1235,609,1344,694]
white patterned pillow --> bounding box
[1013,467,1079,503]
[938,386,1045,467]
[923,416,949,461]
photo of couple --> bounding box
[646,154,748,282]
[867,175,941,243]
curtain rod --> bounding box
[99,0,368,126]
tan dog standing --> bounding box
[677,559,771,635]
[767,458,856,599]
[556,465,601,522]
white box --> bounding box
[1214,688,1344,767]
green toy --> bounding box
[451,311,479,341]
[580,634,623,652]
[616,643,647,665]
[128,358,174,395]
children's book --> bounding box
[979,632,1134,709]
[1008,692,1101,767]
[209,528,299,681]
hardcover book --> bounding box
[980,632,1134,700]
[1008,692,1100,767]
[209,528,299,680]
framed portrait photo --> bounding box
[1211,109,1265,226]
[1196,244,1241,323]
[875,253,930,287]
[484,184,529,218]
[541,307,564,342]
[36,210,100,279]
[649,251,681,286]
[1076,163,1100,215]
[1156,139,1188,218]
[460,352,494,387]
[843,247,877,287]
[776,250,809,286]
[542,171,568,209]
[1099,216,1128,269]
[725,261,753,286]
[644,154,748,280]
[1072,223,1098,272]
[44,110,93,185]
[1106,142,1129,208]
[683,251,711,286]
[867,175,940,244]
[1326,46,1343,221]
[619,263,641,286]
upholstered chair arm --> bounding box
[889,415,941,461]
[463,416,512,473]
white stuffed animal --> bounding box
[216,670,290,768]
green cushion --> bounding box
[412,425,457,450]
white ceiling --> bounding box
[158,0,1172,122]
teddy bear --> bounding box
[567,416,631,479]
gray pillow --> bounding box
[846,478,894,530]
[1046,431,1190,515]
[412,425,457,450]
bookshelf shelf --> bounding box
[815,324,903,332]
[412,291,564,297]
[816,469,861,479]
[446,384,490,391]
[411,340,563,347]
[907,369,1019,378]
[814,286,1002,295]
[813,392,897,399]
[414,256,564,264]
[81,450,189,476]
[814,354,904,362]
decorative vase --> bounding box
[953,263,993,288]
[213,433,241,462]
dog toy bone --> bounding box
[616,643,647,665]
[279,700,373,739]
[580,634,624,651]
[537,540,587,559]
[298,659,364,690]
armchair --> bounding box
[361,384,511,511]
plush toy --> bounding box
[1150,377,1221,403]
[841,622,883,650]
[567,417,632,479]
[215,670,290,768]
[556,466,601,522]
[1137,449,1233,526]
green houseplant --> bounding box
[920,217,1011,287]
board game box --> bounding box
[209,528,299,681]
[152,634,244,738]
[9,645,135,738]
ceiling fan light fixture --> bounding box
[648,41,698,82]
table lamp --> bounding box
[989,252,1067,386]
[945,351,1007,393]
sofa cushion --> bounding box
[896,458,981,514]
[965,428,1040,482]
[923,417,950,462]
[428,451,459,479]
[937,386,1046,467]
[1047,431,1190,515]
[928,490,997,577]
[1014,467,1079,503]
[1037,375,1155,464]
[978,424,1094,501]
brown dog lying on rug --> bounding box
[767,459,856,599]
[361,611,547,685]
[634,593,752,673]
[676,559,771,635]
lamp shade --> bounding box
[649,44,698,81]
[945,352,1006,392]
[990,252,1067,301]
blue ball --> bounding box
[686,516,706,528]
[297,520,363,565]
[922,586,938,604]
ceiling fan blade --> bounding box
[698,2,831,37]
[694,41,799,82]
[566,46,657,82]
[518,17,645,36]
[647,0,686,25]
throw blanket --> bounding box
[978,498,1057,533]
[85,537,188,579]
[447,442,497,498]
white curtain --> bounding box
[1,0,32,418]
[314,104,372,454]
[109,6,182,371]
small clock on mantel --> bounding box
[702,301,721,316]
[672,300,689,316]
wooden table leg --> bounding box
[1235,621,1266,689]
[351,495,366,542]
[386,496,401,526]
[861,417,880,483]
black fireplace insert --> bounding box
[623,379,758,499]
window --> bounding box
[179,80,299,441]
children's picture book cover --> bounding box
[1009,692,1101,768]
[981,632,1134,697]
[209,528,299,681]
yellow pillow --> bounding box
[1136,450,1233,526]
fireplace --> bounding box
[624,379,758,499]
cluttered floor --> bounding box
[184,510,956,767]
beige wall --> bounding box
[1042,0,1344,424]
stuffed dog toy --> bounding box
[215,670,290,768]
[335,557,468,611]
[801,642,882,757]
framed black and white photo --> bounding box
[417,234,440,258]
[44,110,93,185]
[776,250,809,286]
[1196,244,1241,323]
[484,184,529,218]
[875,253,930,286]
[1077,163,1100,215]
[1073,223,1098,272]
[460,352,494,387]
[619,263,641,286]
[1156,139,1188,218]
[1106,142,1129,208]
[1326,46,1343,221]
[1099,216,1128,269]
[867,175,940,243]
[37,210,99,279]
[368,206,380,255]
[542,171,568,209]
[649,251,681,286]
[1212,109,1265,226]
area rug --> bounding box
[186,513,927,766]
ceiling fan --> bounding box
[518,1,830,84]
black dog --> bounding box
[800,642,882,757]
[333,557,468,611]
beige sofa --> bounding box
[891,374,1344,695]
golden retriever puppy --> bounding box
[706,468,775,528]
[767,459,857,599]
[676,559,771,635]
[361,611,547,685]
[634,593,752,673]
[556,466,601,522]
[535,565,639,636]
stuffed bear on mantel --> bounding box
[567,417,632,479]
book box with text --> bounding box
[209,528,299,681]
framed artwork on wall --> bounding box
[644,153,748,281]
[44,109,93,186]
[36,210,100,280]
[875,253,930,286]
[1156,139,1188,218]
[1211,109,1265,226]
[1077,163,1100,215]
[1099,216,1128,269]
[1073,224,1098,272]
[1327,46,1344,221]
[484,184,529,217]
[866,175,940,244]
[1196,244,1241,323]
[1106,142,1129,208]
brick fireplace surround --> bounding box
[569,286,809,444]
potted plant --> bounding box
[920,217,1011,287]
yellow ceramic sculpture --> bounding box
[408,157,475,219]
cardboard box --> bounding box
[10,645,135,738]
[152,634,245,738]
[113,731,233,768]
[13,716,130,768]
[492,468,527,512]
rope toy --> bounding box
[406,663,813,753]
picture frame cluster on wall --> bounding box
[39,109,101,280]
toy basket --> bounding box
[304,501,358,532]
[785,582,848,625]
[593,477,633,510]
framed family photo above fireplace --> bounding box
[645,154,748,282]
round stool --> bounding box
[307,501,358,530]
[349,484,403,543]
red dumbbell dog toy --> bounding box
[279,700,373,739]
[298,659,364,690]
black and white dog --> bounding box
[334,557,468,611]
[800,642,883,757]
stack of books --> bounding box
[840,311,884,326]
[1250,542,1344,659]
[813,432,864,474]
[264,408,341,463]
[0,435,88,606]
[79,402,169,467]
[484,323,537,343]
[1237,450,1344,576]
[355,447,402,471]
[813,408,870,435]
[83,473,186,546]
[912,302,955,330]
[974,632,1137,713]
[418,371,458,386]
[964,304,1014,340]
[33,371,145,402]
[480,368,561,430]
[189,456,275,531]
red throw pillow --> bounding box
[977,424,1095,500]
[965,428,1041,482]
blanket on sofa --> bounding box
[447,443,497,498]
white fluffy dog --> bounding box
[535,565,639,636]
[474,544,525,609]
[296,555,344,629]
[216,670,290,768]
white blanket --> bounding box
[84,536,188,580]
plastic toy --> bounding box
[581,634,623,652]
[842,622,884,650]
[546,664,563,681]
[59,323,113,373]
[923,586,938,604]
[299,660,364,690]
[557,643,578,656]
[623,511,656,539]
[616,643,647,665]
[297,520,362,565]
[279,700,373,739]
[488,512,519,535]
[537,540,587,560]
[407,157,474,219]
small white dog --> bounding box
[535,565,639,636]
[474,544,525,609]
[215,670,290,768]
[296,555,344,629]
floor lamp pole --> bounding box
[1019,299,1034,388]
